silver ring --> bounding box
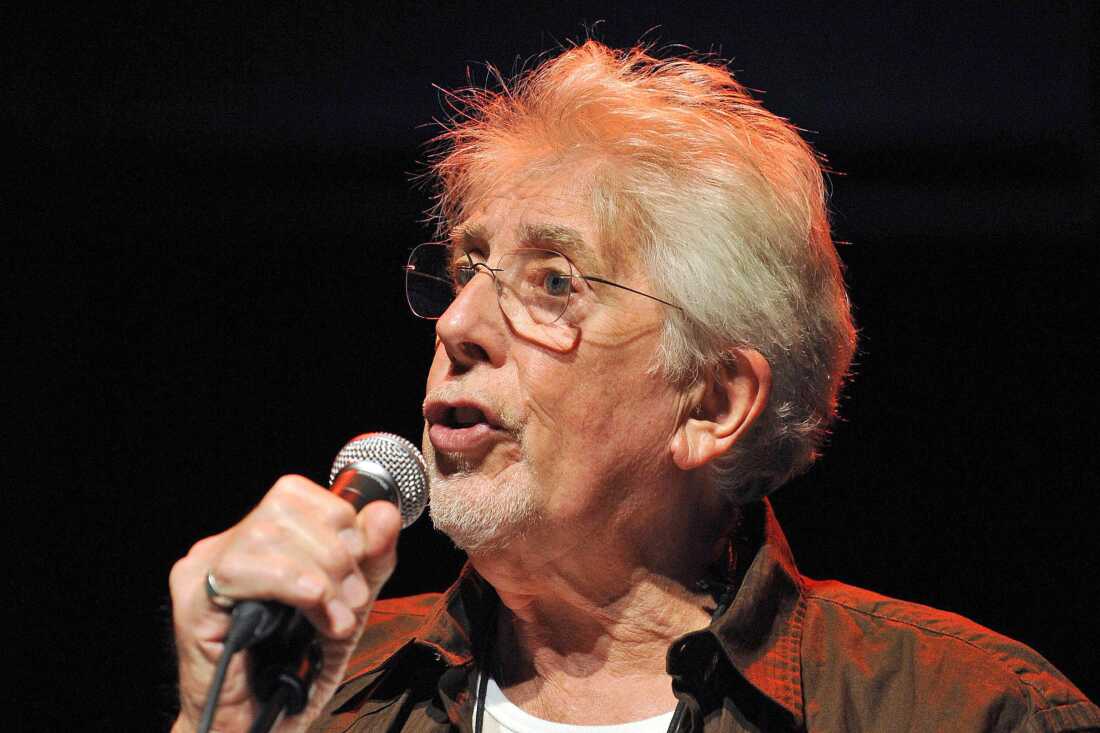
[204,569,237,610]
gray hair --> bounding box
[427,41,857,502]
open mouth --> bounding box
[446,405,491,429]
[425,400,504,453]
[426,400,499,429]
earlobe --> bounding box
[670,348,772,471]
[671,424,717,471]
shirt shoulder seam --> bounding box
[803,591,1052,709]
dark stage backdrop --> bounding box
[8,2,1096,729]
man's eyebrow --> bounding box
[518,223,599,272]
[450,224,490,251]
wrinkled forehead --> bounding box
[447,157,637,277]
[450,220,604,274]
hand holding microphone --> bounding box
[169,434,428,733]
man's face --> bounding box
[422,170,690,554]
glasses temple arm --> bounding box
[578,275,683,312]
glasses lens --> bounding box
[405,244,456,319]
[404,245,578,350]
[496,249,573,325]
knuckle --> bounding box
[187,534,220,558]
[270,474,309,500]
[169,534,225,598]
[214,553,246,586]
[268,562,298,587]
[322,497,356,526]
[244,521,283,547]
[168,556,194,597]
[324,543,354,574]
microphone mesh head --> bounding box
[329,432,429,527]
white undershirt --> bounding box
[475,676,675,733]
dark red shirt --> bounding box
[309,500,1099,732]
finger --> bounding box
[357,501,401,590]
[212,549,367,638]
[273,514,361,580]
[170,535,224,608]
[218,515,385,628]
[244,504,375,619]
[209,546,328,610]
[170,534,236,635]
[266,474,358,531]
[260,476,368,570]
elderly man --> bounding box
[169,42,1098,732]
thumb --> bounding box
[357,500,401,591]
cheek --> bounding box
[520,355,676,474]
[513,359,570,448]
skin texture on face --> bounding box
[419,165,773,725]
[423,170,694,558]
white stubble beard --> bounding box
[425,431,544,554]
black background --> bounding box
[7,2,1096,729]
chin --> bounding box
[427,468,541,554]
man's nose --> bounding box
[435,268,508,369]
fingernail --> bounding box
[328,599,355,633]
[341,574,369,607]
[296,574,325,599]
[338,528,364,556]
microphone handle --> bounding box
[235,466,401,722]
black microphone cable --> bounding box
[197,601,289,733]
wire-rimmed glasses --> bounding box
[404,243,680,349]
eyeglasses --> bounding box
[405,243,680,349]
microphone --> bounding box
[202,433,429,733]
[327,432,430,524]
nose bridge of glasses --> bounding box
[452,260,504,318]
[459,261,504,306]
[468,260,501,282]
[463,258,538,327]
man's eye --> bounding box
[542,271,572,297]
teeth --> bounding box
[453,406,485,427]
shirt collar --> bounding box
[341,563,492,685]
[345,498,807,726]
[416,562,497,666]
[706,499,806,727]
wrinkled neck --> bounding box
[470,480,737,686]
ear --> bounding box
[669,348,772,471]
